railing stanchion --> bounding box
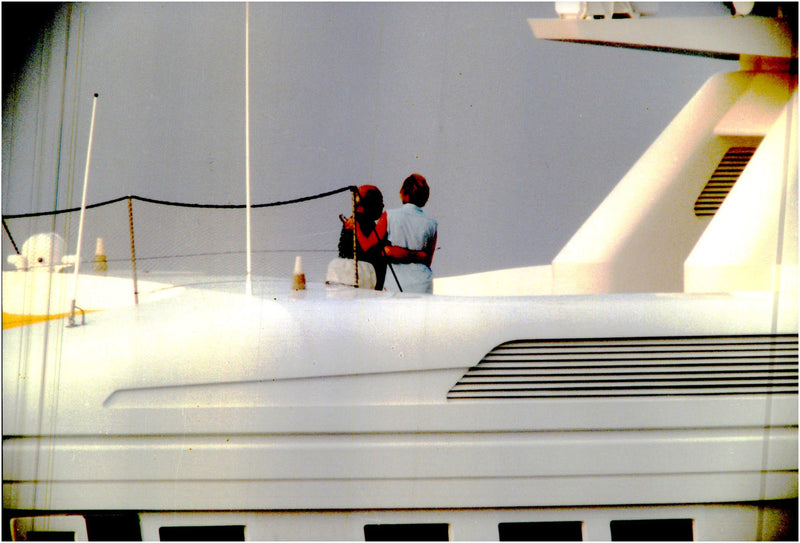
[69,93,99,326]
[127,197,139,305]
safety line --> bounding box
[3,185,358,219]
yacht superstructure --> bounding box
[3,4,797,541]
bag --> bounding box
[325,258,377,289]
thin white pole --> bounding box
[69,92,99,325]
[245,2,253,296]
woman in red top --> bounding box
[338,185,389,289]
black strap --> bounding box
[387,262,403,292]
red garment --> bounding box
[355,211,387,252]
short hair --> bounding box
[400,173,429,207]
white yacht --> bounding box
[3,4,797,541]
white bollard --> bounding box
[292,256,306,290]
[93,237,107,272]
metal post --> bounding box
[69,93,99,326]
[244,2,253,296]
[127,197,139,305]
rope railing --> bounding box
[2,185,357,219]
[2,185,363,291]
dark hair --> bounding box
[356,185,384,221]
[400,173,429,207]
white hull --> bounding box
[3,280,797,540]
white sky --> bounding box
[2,2,737,280]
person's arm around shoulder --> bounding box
[383,231,436,267]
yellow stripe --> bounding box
[3,312,71,329]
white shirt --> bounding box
[385,204,437,293]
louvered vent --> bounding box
[448,335,798,400]
[694,147,757,216]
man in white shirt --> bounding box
[383,174,438,293]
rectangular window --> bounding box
[499,521,583,541]
[610,519,693,541]
[364,523,450,541]
[84,512,142,541]
[10,515,88,542]
[159,525,245,541]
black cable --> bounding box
[2,218,20,254]
[2,185,358,219]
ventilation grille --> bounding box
[447,335,798,400]
[694,147,757,217]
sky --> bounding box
[2,2,738,281]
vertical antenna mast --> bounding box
[245,2,253,296]
[69,92,99,326]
